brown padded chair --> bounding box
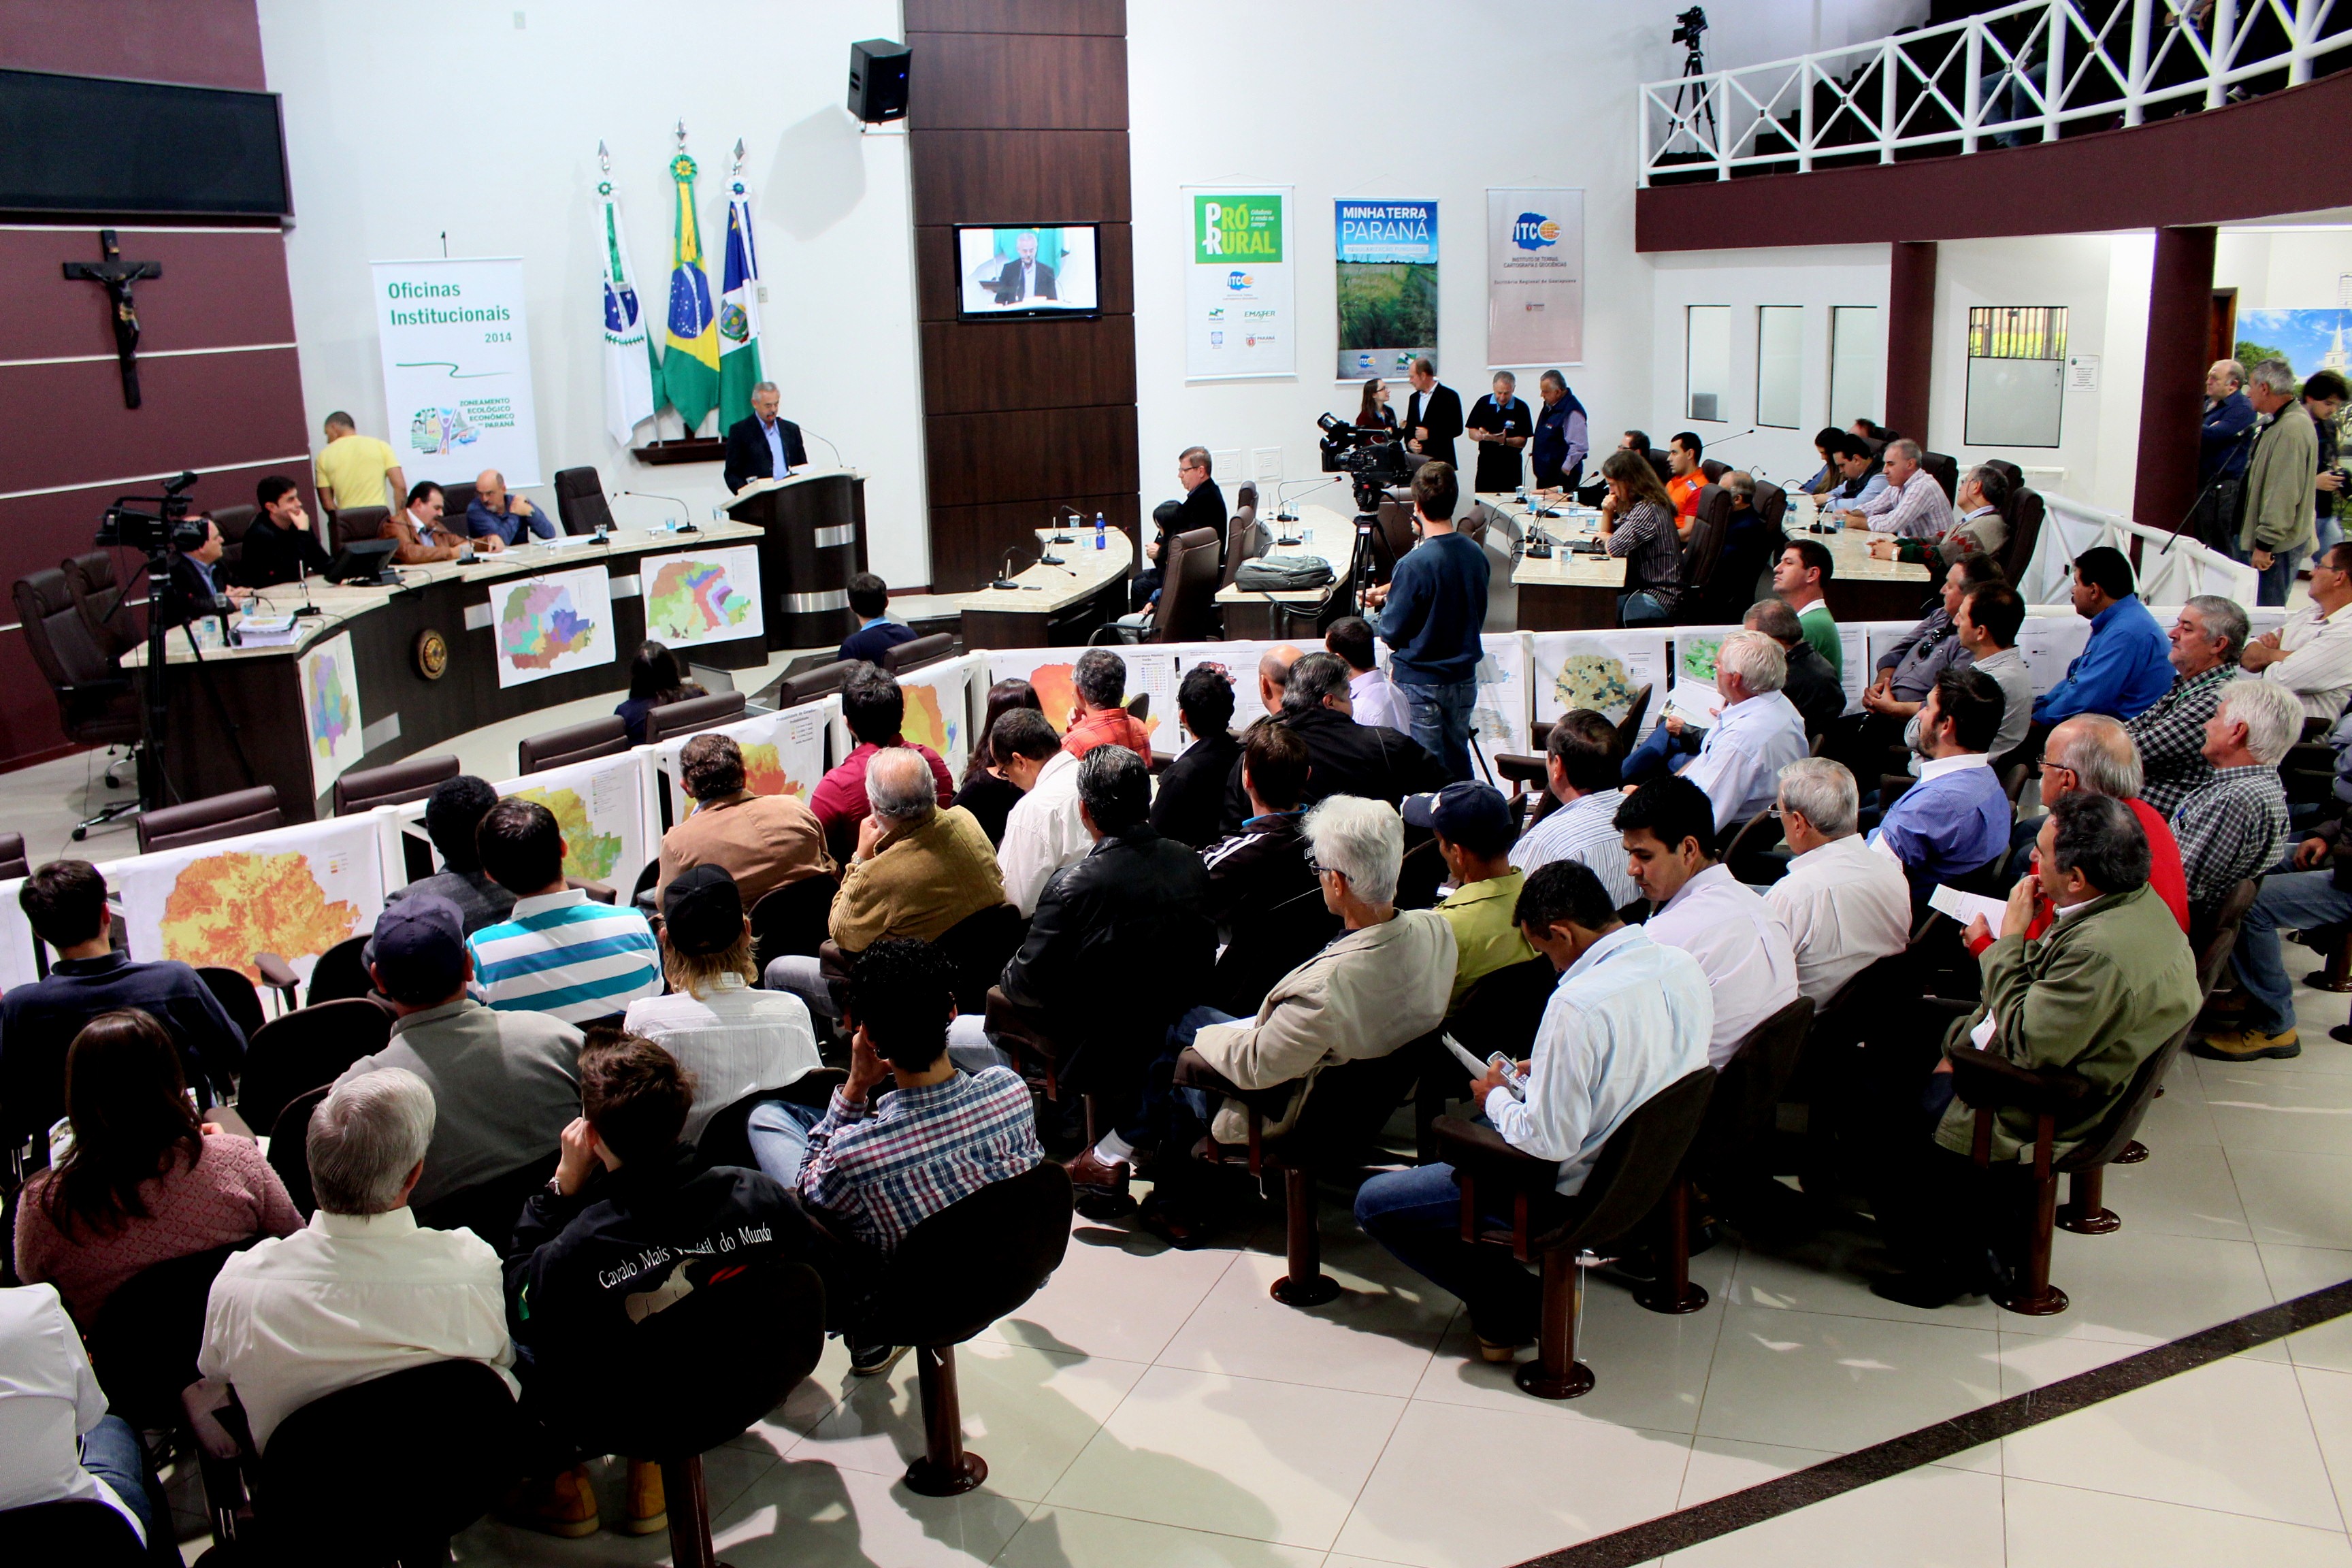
[1147,525,1222,643]
[1671,486,1733,623]
[644,689,747,746]
[517,715,629,775]
[438,482,480,525]
[331,753,459,817]
[1982,459,2025,508]
[1754,480,1788,536]
[137,785,282,854]
[0,833,28,881]
[770,659,855,710]
[1220,499,1266,589]
[16,569,140,753]
[551,466,616,536]
[331,505,391,553]
[883,632,958,674]
[61,551,140,661]
[205,504,259,581]
[2002,489,2044,586]
[1699,458,1729,484]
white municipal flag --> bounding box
[717,174,764,431]
[595,170,658,445]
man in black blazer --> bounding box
[721,381,808,493]
[1132,446,1226,610]
[235,475,331,589]
[989,231,1056,305]
[163,518,252,627]
[1403,357,1463,476]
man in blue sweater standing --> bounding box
[2033,546,2173,728]
[1363,461,1490,780]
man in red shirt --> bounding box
[1060,648,1152,759]
[1666,431,1707,528]
[809,663,954,833]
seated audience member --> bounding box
[1619,777,1799,1066]
[1200,721,1341,1017]
[1765,760,1912,1006]
[14,1010,300,1324]
[502,1032,834,1533]
[1326,615,1411,738]
[1152,664,1243,849]
[1509,710,1642,910]
[235,474,331,589]
[1061,648,1154,758]
[1997,716,2191,938]
[1818,434,1887,512]
[952,679,1044,846]
[1623,632,1808,834]
[1774,538,1842,676]
[2169,678,2296,921]
[655,732,834,904]
[340,894,585,1210]
[393,774,518,933]
[614,641,708,746]
[2128,595,2249,815]
[625,866,825,1180]
[1825,555,2006,781]
[2204,801,2352,1064]
[999,746,1214,1203]
[766,748,1006,1011]
[1795,426,1844,496]
[1869,669,2014,894]
[1744,597,1844,734]
[2242,540,2352,720]
[466,469,555,546]
[1831,438,1953,540]
[1874,794,2198,1307]
[1596,447,1684,626]
[1873,463,2010,568]
[196,1068,518,1452]
[837,571,918,667]
[809,663,956,834]
[1664,431,1705,523]
[991,707,1086,917]
[2033,546,2174,725]
[1934,581,2034,763]
[0,1280,167,1548]
[0,860,245,1146]
[1409,783,1535,1004]
[1355,860,1712,1358]
[1220,651,1450,830]
[387,480,470,564]
[469,799,662,1024]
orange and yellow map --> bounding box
[158,850,364,982]
[739,741,808,801]
[1022,662,1160,740]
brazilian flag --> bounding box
[662,152,720,434]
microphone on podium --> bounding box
[800,430,847,470]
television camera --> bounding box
[1316,412,1413,514]
[97,469,205,554]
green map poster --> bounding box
[1335,199,1437,381]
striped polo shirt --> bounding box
[465,889,662,1025]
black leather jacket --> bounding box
[1220,704,1451,833]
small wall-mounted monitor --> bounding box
[955,224,1101,319]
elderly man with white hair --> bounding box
[2127,595,2251,815]
[1765,758,1912,1006]
[2170,677,2298,921]
[2239,357,2321,606]
[193,1068,517,1453]
[1674,630,1810,833]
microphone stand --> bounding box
[619,490,698,534]
[2159,417,2261,556]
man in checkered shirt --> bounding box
[2126,597,2251,817]
[2169,680,2297,921]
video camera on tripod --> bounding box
[1316,412,1412,514]
[97,469,205,555]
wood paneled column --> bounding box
[2132,225,2218,533]
[1885,241,1938,445]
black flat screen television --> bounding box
[0,68,291,217]
[953,223,1100,319]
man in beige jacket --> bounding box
[2239,356,2320,607]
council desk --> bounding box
[889,526,1134,649]
[125,522,770,822]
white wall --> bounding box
[2217,228,2352,312]
[255,0,930,584]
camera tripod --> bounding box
[1669,18,1718,152]
[124,541,257,819]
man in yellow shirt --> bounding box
[312,411,406,514]
[1407,782,1536,1004]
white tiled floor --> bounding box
[148,911,2352,1565]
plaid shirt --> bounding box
[2170,763,2290,915]
[1603,498,1682,609]
[798,1066,1042,1254]
[2125,665,2238,817]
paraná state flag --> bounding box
[595,174,657,446]
[661,151,720,434]
[717,180,764,431]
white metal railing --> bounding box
[1640,0,2349,185]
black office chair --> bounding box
[197,966,267,1044]
[749,874,839,972]
[412,1152,559,1252]
[17,569,142,840]
[88,1241,255,1428]
[883,632,958,674]
[552,466,618,536]
[136,786,282,854]
[61,549,140,662]
[235,998,393,1135]
[518,715,630,774]
[0,1499,148,1568]
[331,505,391,553]
[0,832,29,881]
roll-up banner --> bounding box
[370,256,544,487]
[1335,199,1437,382]
[1486,189,1584,368]
[1186,189,1295,380]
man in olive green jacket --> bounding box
[2239,357,2319,606]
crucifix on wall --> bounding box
[63,229,163,410]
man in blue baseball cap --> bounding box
[1405,781,1537,1004]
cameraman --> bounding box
[162,517,252,627]
[1362,461,1488,780]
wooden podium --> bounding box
[723,468,868,651]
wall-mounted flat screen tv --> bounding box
[0,69,291,216]
[954,223,1100,319]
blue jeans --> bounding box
[2320,513,2345,557]
[1355,1160,1537,1343]
[1619,722,1696,785]
[1394,678,1478,781]
[1618,589,1671,627]
[80,1414,159,1547]
[2242,542,2308,608]
[746,1098,825,1186]
[2232,863,2352,1034]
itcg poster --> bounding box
[1487,189,1585,368]
[1185,189,1294,380]
[369,256,543,487]
[1335,199,1437,382]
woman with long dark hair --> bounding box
[1597,447,1685,627]
[614,640,709,745]
[1356,378,1398,435]
[952,678,1045,845]
[14,1009,300,1324]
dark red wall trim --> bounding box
[1885,242,1938,448]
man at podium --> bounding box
[723,381,809,493]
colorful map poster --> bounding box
[0,877,41,996]
[639,544,764,647]
[1467,634,1531,760]
[987,648,1180,755]
[653,704,826,825]
[114,816,387,986]
[497,751,653,893]
[1531,630,1668,739]
[491,564,615,689]
[298,631,367,798]
[898,659,971,779]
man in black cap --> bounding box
[334,894,584,1212]
[1406,781,1537,1005]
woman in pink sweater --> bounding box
[14,1009,301,1324]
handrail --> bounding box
[1640,0,2348,185]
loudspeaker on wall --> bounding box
[849,39,911,124]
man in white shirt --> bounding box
[1326,615,1411,738]
[1833,439,1953,540]
[992,707,1090,915]
[1354,858,1711,1360]
[2242,540,2352,720]
[1620,775,1799,1066]
[0,1284,158,1547]
[195,1068,516,1453]
[1509,708,1642,910]
[1673,630,1810,833]
[1765,758,1912,1006]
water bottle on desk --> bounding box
[1094,511,1106,551]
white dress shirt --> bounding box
[1509,789,1641,910]
[1644,862,1801,1065]
[998,749,1090,915]
[1481,926,1712,1194]
[1680,689,1809,832]
[199,1208,517,1452]
[1349,667,1413,738]
[0,1284,142,1541]
[623,971,823,1141]
[1764,834,1913,1007]
[2264,599,2352,720]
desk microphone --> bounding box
[619,490,697,534]
[1048,505,1082,546]
[991,545,1029,591]
[1272,476,1340,526]
[292,549,322,617]
[800,430,847,470]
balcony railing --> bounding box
[1640,0,2351,186]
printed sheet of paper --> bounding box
[1530,630,1667,738]
[114,815,388,985]
[898,657,973,779]
[0,877,42,996]
[494,751,655,895]
[1929,883,2008,936]
[638,544,764,648]
[653,704,828,824]
[298,630,367,798]
[491,564,616,688]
